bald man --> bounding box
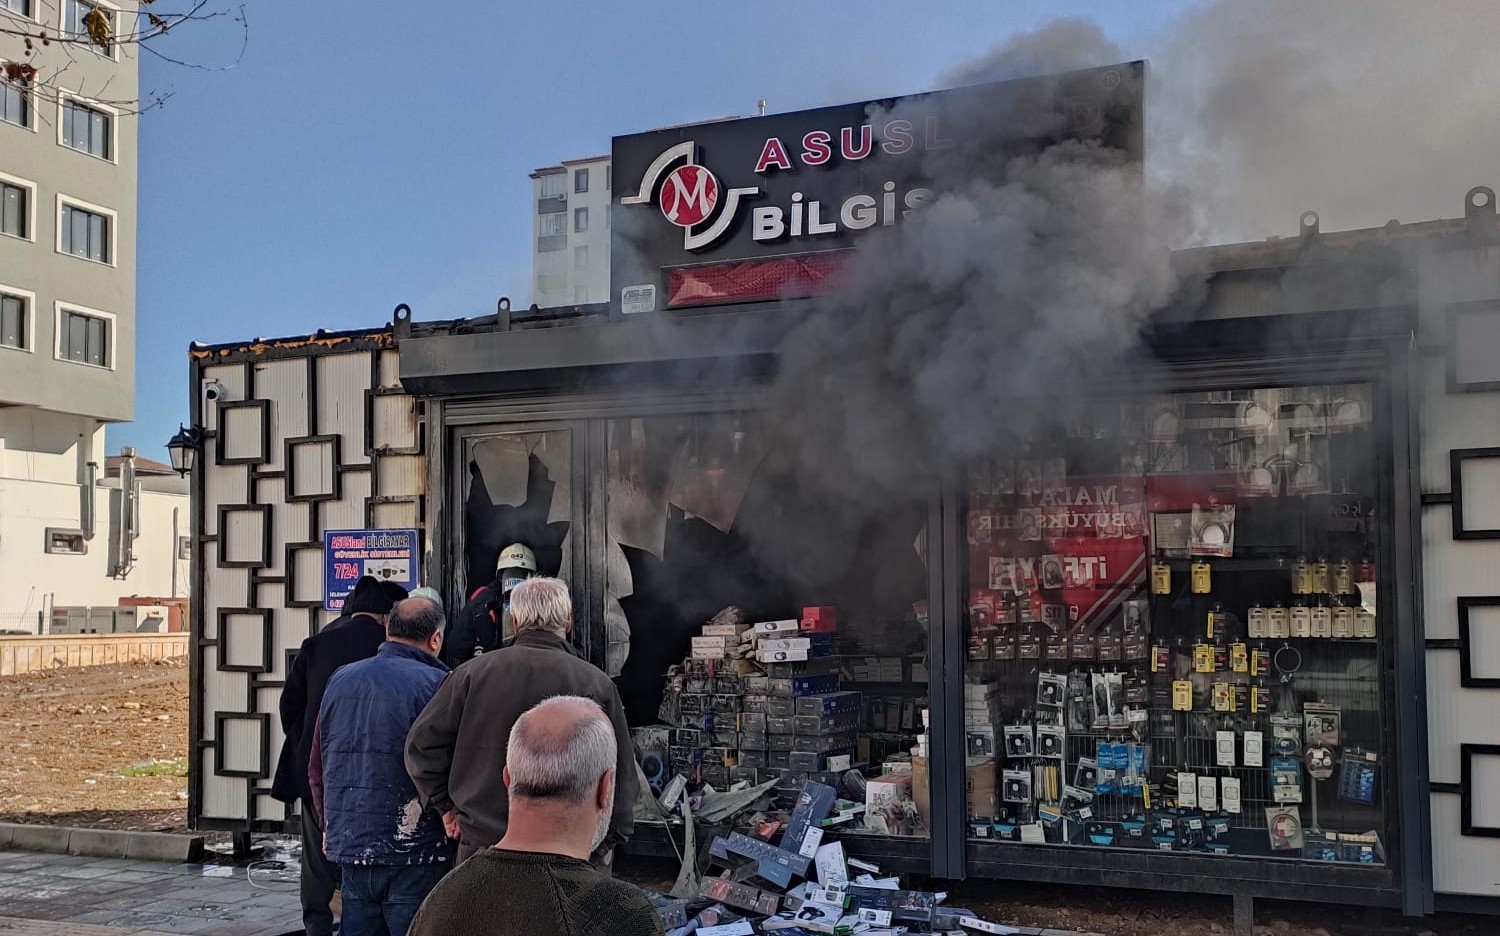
[408,696,662,936]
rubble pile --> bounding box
[632,607,1022,934]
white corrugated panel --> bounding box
[201,645,248,742]
[203,465,249,537]
[1418,509,1500,641]
[199,749,243,821]
[1457,456,1500,531]
[371,394,418,452]
[290,440,337,499]
[200,364,246,434]
[220,716,264,775]
[255,476,307,576]
[254,359,309,471]
[223,508,267,566]
[1418,356,1500,489]
[200,541,248,641]
[257,795,288,825]
[376,454,423,498]
[370,501,418,530]
[316,353,370,464]
[290,544,324,605]
[377,350,401,390]
[220,405,267,463]
[222,612,268,670]
[1431,794,1500,898]
[323,469,371,531]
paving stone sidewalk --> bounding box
[0,848,301,935]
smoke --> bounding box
[1152,0,1500,241]
[749,0,1498,558]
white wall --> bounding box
[0,408,189,632]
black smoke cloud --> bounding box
[756,0,1500,510]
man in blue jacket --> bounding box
[310,596,452,936]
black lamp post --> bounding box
[166,424,204,477]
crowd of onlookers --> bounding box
[272,545,662,936]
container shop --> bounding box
[189,61,1500,922]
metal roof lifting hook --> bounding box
[1298,210,1320,248]
[1464,186,1497,251]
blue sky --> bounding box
[117,0,1202,458]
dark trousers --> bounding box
[338,863,448,936]
[300,801,342,936]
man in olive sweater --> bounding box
[404,577,637,863]
[407,696,662,936]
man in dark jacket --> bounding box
[310,597,451,936]
[272,576,407,936]
[406,577,637,864]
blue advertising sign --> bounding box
[323,528,421,613]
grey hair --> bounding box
[387,597,444,642]
[509,577,571,636]
[506,696,616,803]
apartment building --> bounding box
[0,1,185,632]
[530,155,611,307]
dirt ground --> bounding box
[0,662,1491,935]
[0,658,191,831]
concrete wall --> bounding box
[0,632,187,676]
[0,0,139,422]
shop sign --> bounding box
[611,62,1142,311]
[323,528,421,612]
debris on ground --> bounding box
[0,658,190,831]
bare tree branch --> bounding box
[0,1,247,113]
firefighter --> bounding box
[441,543,538,666]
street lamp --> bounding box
[166,424,204,477]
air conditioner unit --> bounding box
[557,191,567,201]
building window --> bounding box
[44,529,87,555]
[574,207,588,233]
[538,213,566,237]
[574,168,589,194]
[62,99,110,159]
[538,173,565,199]
[61,202,110,262]
[0,0,32,17]
[1,79,28,128]
[574,245,588,271]
[1,291,26,350]
[65,0,111,44]
[1,181,27,238]
[58,307,109,367]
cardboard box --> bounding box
[796,691,863,717]
[913,756,997,824]
[793,713,861,736]
[792,731,858,754]
[702,622,751,636]
[768,697,798,717]
[693,635,735,650]
[753,619,802,637]
[866,773,913,815]
[790,747,856,772]
[769,674,841,698]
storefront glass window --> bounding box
[963,383,1386,863]
[612,413,932,838]
[459,429,573,597]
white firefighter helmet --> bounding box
[496,543,538,593]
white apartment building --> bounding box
[0,1,187,633]
[530,155,611,307]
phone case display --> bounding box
[964,385,1386,864]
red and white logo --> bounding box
[659,165,719,228]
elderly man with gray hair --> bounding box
[407,696,662,936]
[405,577,638,865]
